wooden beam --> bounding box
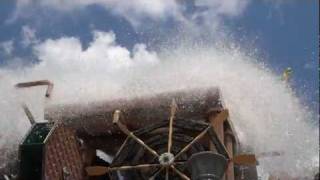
[225,130,235,180]
[207,127,230,159]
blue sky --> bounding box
[0,0,318,112]
[1,2,319,176]
[227,1,319,112]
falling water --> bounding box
[0,31,318,178]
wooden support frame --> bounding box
[207,108,236,180]
[225,130,235,180]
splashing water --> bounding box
[0,31,318,177]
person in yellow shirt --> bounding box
[282,67,293,82]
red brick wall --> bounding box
[43,123,85,180]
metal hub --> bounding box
[158,152,175,166]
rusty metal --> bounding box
[15,80,53,98]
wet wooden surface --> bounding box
[45,88,222,136]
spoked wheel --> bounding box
[109,118,209,180]
[85,100,261,179]
[106,100,222,180]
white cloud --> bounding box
[132,44,158,65]
[21,25,39,47]
[38,0,178,17]
[13,0,250,28]
[0,40,14,56]
[33,31,158,74]
[13,0,181,27]
[195,0,250,16]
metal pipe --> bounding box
[21,103,36,125]
[15,80,54,98]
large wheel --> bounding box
[109,119,208,180]
[86,102,231,180]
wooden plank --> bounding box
[225,130,235,180]
[45,88,221,136]
[207,128,230,159]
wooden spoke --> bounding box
[165,167,169,180]
[86,164,163,176]
[168,99,178,153]
[174,126,211,159]
[147,161,186,180]
[170,166,190,180]
[109,164,162,171]
[113,110,159,157]
[148,167,165,180]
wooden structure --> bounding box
[17,86,258,180]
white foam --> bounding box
[0,31,318,177]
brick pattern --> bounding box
[44,124,85,180]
